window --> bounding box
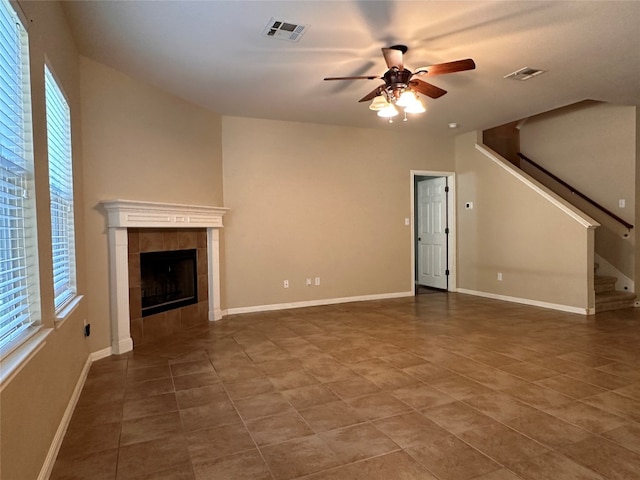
[0,0,40,352]
[45,65,76,311]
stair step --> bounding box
[594,275,617,293]
[595,290,637,313]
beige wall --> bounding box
[80,57,224,352]
[519,102,636,281]
[1,2,90,479]
[221,117,453,310]
[455,132,594,311]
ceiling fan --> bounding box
[324,45,475,117]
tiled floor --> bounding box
[51,293,640,479]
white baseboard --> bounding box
[91,346,113,362]
[38,354,93,480]
[456,288,589,315]
[225,291,414,316]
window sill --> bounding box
[55,295,84,329]
[0,327,53,392]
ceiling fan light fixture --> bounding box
[369,96,389,111]
[396,90,417,107]
[404,98,426,114]
[377,104,399,118]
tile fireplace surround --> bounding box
[101,200,228,355]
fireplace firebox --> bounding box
[141,249,198,317]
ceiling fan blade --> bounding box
[324,75,380,81]
[409,79,447,99]
[382,47,404,70]
[358,85,385,102]
[417,59,476,76]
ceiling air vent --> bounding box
[504,67,546,81]
[263,18,309,42]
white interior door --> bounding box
[417,177,448,289]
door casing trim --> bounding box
[410,170,457,295]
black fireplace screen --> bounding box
[140,249,198,317]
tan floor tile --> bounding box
[50,448,119,480]
[346,392,412,420]
[192,449,271,480]
[116,435,191,480]
[557,352,616,367]
[55,421,122,461]
[224,376,275,400]
[52,296,640,480]
[559,435,640,479]
[246,411,314,446]
[299,400,365,432]
[581,391,640,423]
[283,383,339,410]
[568,368,633,390]
[175,384,228,409]
[470,469,524,480]
[428,373,494,400]
[503,383,573,410]
[125,377,175,400]
[234,391,295,420]
[509,451,604,480]
[122,393,178,420]
[601,423,640,455]
[186,423,255,463]
[535,375,606,399]
[126,365,171,384]
[179,399,241,431]
[401,362,454,383]
[498,362,561,381]
[320,423,399,463]
[504,411,591,448]
[261,435,342,480]
[422,401,496,434]
[380,352,427,368]
[407,434,501,480]
[257,357,304,374]
[373,411,450,448]
[120,411,182,446]
[463,391,539,422]
[268,369,318,390]
[459,423,549,466]
[392,382,456,409]
[613,382,640,400]
[547,401,627,434]
[463,365,529,390]
[305,451,438,480]
[169,360,215,377]
[326,375,380,399]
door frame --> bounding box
[410,170,457,295]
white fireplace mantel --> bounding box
[101,200,228,354]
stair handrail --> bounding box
[517,152,634,230]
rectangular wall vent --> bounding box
[504,67,546,81]
[263,18,309,42]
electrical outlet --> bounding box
[497,272,503,281]
[315,277,321,286]
[283,280,289,288]
[306,278,312,286]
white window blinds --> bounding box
[45,66,76,311]
[0,0,39,351]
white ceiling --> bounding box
[62,1,640,134]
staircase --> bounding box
[594,275,636,312]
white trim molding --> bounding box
[456,288,590,315]
[101,200,228,354]
[225,291,413,316]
